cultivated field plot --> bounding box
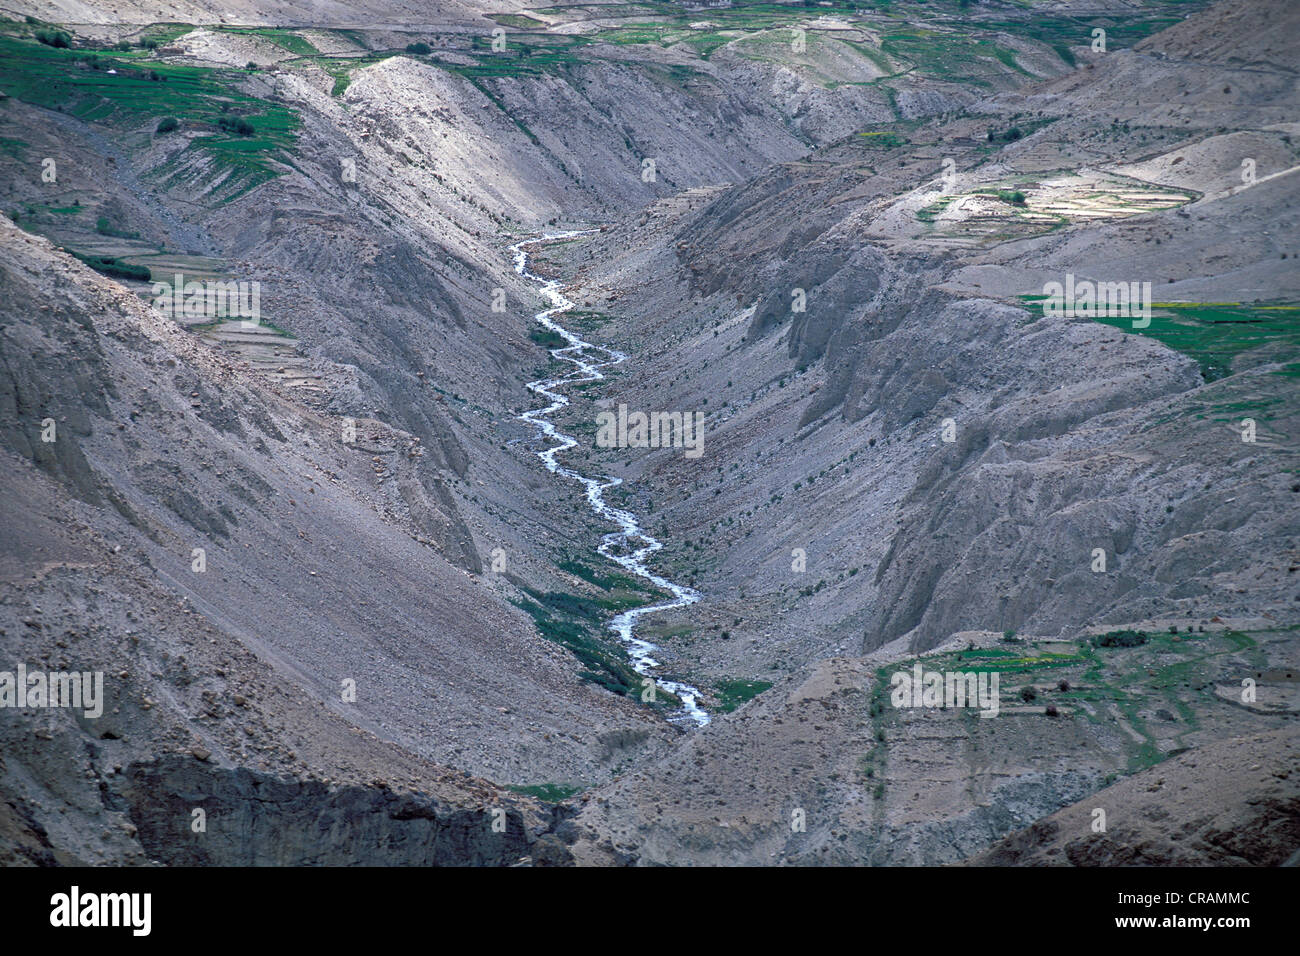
[197,319,324,394]
[121,251,227,279]
[873,626,1293,780]
[729,28,893,86]
[145,267,323,393]
[1091,302,1300,382]
[918,170,1195,245]
[0,30,300,200]
[1015,294,1300,384]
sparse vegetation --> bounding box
[506,783,582,802]
[35,28,71,48]
[1093,629,1149,649]
[714,678,773,713]
[216,116,255,136]
[95,216,140,239]
[0,34,300,201]
[69,251,150,281]
[2,0,1291,872]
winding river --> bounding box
[511,232,709,727]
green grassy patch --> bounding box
[883,623,1270,776]
[437,34,590,81]
[514,580,679,709]
[857,130,907,148]
[713,678,773,713]
[558,558,657,595]
[137,23,193,47]
[1093,302,1300,382]
[980,12,1190,55]
[879,31,1027,86]
[506,782,583,802]
[217,27,319,58]
[68,250,150,281]
[0,34,300,199]
[530,327,569,349]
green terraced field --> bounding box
[877,625,1276,775]
[1018,294,1299,383]
[0,33,300,198]
[857,130,908,148]
[216,26,319,58]
[880,30,1030,83]
[137,22,193,46]
[1093,303,1300,382]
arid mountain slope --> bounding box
[0,0,1293,867]
[967,728,1300,866]
[563,0,1299,671]
[0,213,676,864]
[545,0,1299,863]
[2,0,540,27]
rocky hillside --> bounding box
[0,216,649,864]
[536,0,1299,863]
[1,0,1295,867]
[560,0,1298,673]
[968,728,1300,866]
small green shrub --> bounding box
[71,252,150,281]
[987,126,1023,144]
[216,116,255,136]
[506,783,581,803]
[1092,629,1149,648]
[95,217,139,239]
[35,29,72,48]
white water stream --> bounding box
[511,232,709,727]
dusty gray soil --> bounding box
[0,0,1295,866]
